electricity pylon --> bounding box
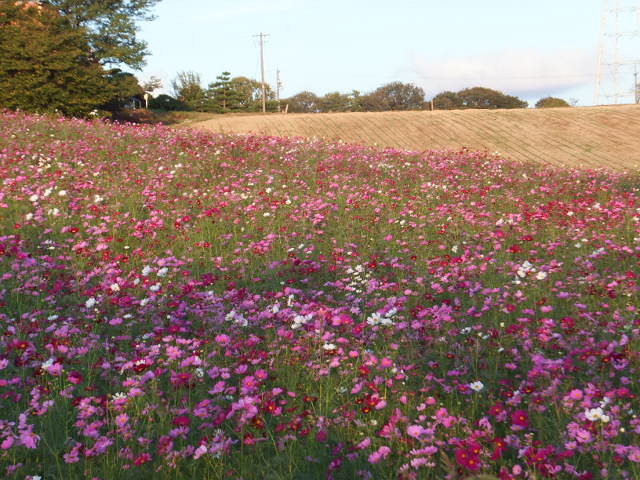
[595,0,640,105]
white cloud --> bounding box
[411,49,596,98]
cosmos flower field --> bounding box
[0,111,639,480]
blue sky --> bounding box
[137,0,639,106]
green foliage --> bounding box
[42,0,160,70]
[535,96,570,108]
[171,71,205,111]
[431,87,527,110]
[318,92,354,112]
[142,76,163,93]
[167,71,276,113]
[0,2,113,117]
[149,94,187,111]
[457,87,528,109]
[285,91,321,113]
[359,82,426,111]
[431,91,464,110]
[102,69,144,111]
[228,76,267,111]
[205,71,243,113]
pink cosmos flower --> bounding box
[407,425,425,439]
[19,430,39,449]
[368,445,391,464]
[511,409,529,429]
[1,436,14,449]
[115,413,129,428]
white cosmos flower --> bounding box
[85,297,96,309]
[157,267,168,277]
[149,283,161,292]
[141,265,152,276]
[469,381,484,392]
[291,314,312,330]
[29,194,39,202]
[536,271,547,280]
[110,283,120,292]
[367,312,382,325]
[585,407,604,422]
[322,342,336,351]
[41,358,55,370]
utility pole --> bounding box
[635,65,640,103]
[276,69,283,112]
[254,32,269,113]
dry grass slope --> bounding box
[190,104,640,171]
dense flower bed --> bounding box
[0,111,638,479]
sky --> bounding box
[136,0,640,107]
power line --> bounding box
[408,73,596,80]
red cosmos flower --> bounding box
[511,409,529,428]
[455,447,481,471]
[172,415,190,427]
[488,402,505,416]
[133,453,151,465]
[8,337,30,352]
[170,371,193,387]
[492,437,506,460]
[67,371,83,385]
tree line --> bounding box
[284,85,571,112]
[166,73,572,113]
[0,1,572,118]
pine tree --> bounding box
[0,2,113,117]
[206,72,243,113]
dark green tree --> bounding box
[103,69,144,111]
[171,71,205,111]
[205,72,243,113]
[149,94,186,111]
[535,96,570,108]
[360,82,426,111]
[0,2,113,117]
[457,87,527,109]
[41,0,160,70]
[431,91,464,110]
